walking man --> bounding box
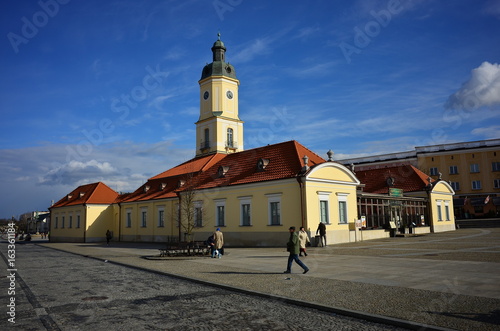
[284,227,309,274]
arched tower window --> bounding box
[204,128,210,149]
[227,128,234,148]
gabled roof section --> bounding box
[51,182,119,208]
[355,165,433,194]
[193,140,326,189]
[149,153,226,180]
[121,140,326,203]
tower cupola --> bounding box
[196,34,243,156]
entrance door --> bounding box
[391,206,403,233]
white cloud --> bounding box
[445,62,500,110]
[471,126,500,139]
[38,160,119,186]
[232,39,271,63]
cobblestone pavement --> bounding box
[0,244,406,331]
[2,227,500,330]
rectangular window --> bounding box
[320,200,329,224]
[472,180,482,190]
[270,202,280,225]
[214,200,225,227]
[494,179,500,189]
[493,162,500,172]
[470,164,479,173]
[217,205,225,227]
[337,193,348,224]
[194,207,203,227]
[55,216,58,229]
[430,167,439,176]
[339,201,347,224]
[437,202,442,221]
[267,194,282,226]
[239,197,252,226]
[126,210,132,228]
[242,204,251,226]
[445,202,450,221]
[449,165,458,175]
[61,216,65,228]
[76,214,81,228]
[450,182,460,191]
[141,209,147,227]
[158,208,164,227]
[69,215,72,228]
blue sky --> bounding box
[1,0,499,219]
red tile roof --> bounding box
[121,140,326,203]
[355,165,432,194]
[51,182,119,208]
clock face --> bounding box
[203,91,209,100]
[226,90,233,99]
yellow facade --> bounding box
[51,204,116,242]
[303,163,360,244]
[197,75,244,155]
[418,144,500,195]
[119,199,178,242]
[428,181,456,232]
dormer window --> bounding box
[67,194,73,200]
[160,183,167,190]
[79,192,85,198]
[178,179,186,188]
[218,166,230,178]
[143,185,150,193]
[257,158,270,171]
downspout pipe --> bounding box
[83,203,87,243]
[176,192,182,242]
[297,175,306,229]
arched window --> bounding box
[203,128,210,149]
[227,128,234,148]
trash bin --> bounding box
[313,235,321,247]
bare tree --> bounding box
[176,172,210,243]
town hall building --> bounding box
[49,36,456,246]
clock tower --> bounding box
[196,34,244,156]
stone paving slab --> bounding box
[37,227,500,330]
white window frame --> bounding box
[449,165,458,175]
[437,200,443,221]
[194,201,203,227]
[493,162,500,172]
[267,193,282,226]
[141,207,147,228]
[239,197,252,226]
[472,180,482,190]
[470,163,479,173]
[215,199,226,227]
[126,209,132,228]
[68,214,73,228]
[76,212,81,228]
[430,167,438,176]
[317,192,331,224]
[444,201,450,221]
[494,179,500,189]
[337,193,349,224]
[450,182,460,191]
[157,206,165,227]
